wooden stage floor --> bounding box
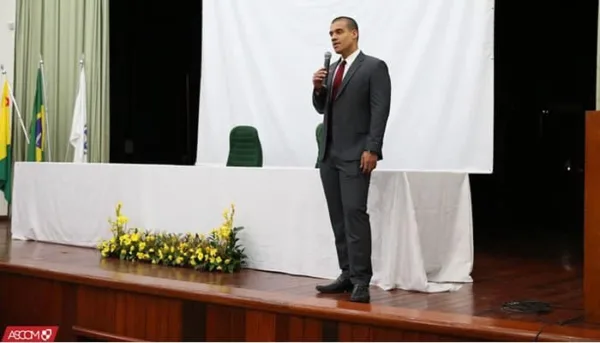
[1,224,600,341]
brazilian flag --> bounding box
[27,68,45,162]
[0,80,12,203]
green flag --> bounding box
[28,68,46,162]
[0,79,12,203]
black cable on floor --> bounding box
[533,315,584,342]
[500,300,585,341]
[501,300,552,314]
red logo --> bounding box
[2,326,58,342]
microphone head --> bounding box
[323,51,332,85]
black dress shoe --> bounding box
[316,276,353,293]
[350,284,370,303]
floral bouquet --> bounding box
[97,202,246,273]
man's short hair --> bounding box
[331,16,359,32]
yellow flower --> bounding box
[175,256,184,264]
[196,252,204,260]
[225,259,231,265]
[219,226,231,239]
[216,256,222,264]
[117,215,128,226]
[136,252,145,260]
[119,234,131,246]
[130,233,139,242]
[138,242,146,251]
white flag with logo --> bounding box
[69,65,87,163]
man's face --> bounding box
[329,20,356,55]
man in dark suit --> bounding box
[311,16,391,303]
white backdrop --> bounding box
[196,0,495,172]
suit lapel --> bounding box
[335,52,365,101]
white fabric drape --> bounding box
[11,162,473,293]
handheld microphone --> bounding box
[322,51,332,87]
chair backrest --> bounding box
[226,125,263,167]
[315,123,324,168]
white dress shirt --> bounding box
[334,48,361,80]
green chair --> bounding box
[226,125,263,167]
[315,123,324,168]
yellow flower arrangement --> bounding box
[97,202,246,273]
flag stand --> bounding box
[39,56,52,162]
[65,55,87,163]
[1,65,30,224]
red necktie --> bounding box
[331,60,346,98]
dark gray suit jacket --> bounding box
[312,51,391,162]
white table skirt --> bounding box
[11,162,473,292]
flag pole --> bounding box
[39,56,52,162]
[0,65,30,145]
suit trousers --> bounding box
[319,149,373,286]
